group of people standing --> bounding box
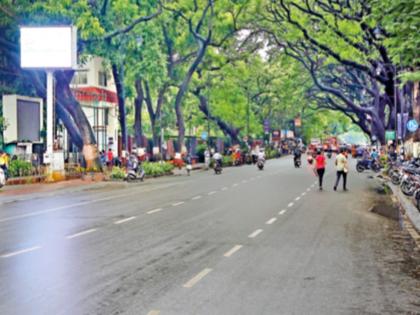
[306,148,349,191]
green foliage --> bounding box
[8,160,33,178]
[142,162,174,177]
[222,155,233,167]
[110,166,126,180]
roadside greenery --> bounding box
[8,160,33,178]
[142,162,174,177]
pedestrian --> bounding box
[106,148,113,170]
[0,150,9,179]
[315,149,326,190]
[334,148,348,191]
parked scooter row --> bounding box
[386,159,420,211]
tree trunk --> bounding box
[144,81,159,145]
[134,79,145,147]
[195,91,241,144]
[112,63,128,151]
[54,70,100,168]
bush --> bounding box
[8,160,33,177]
[143,162,174,177]
[222,155,233,167]
[110,166,126,180]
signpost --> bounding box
[385,130,396,141]
[407,119,419,133]
[20,26,77,180]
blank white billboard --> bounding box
[20,26,77,69]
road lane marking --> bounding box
[66,228,97,240]
[183,268,212,288]
[266,217,277,225]
[147,208,163,215]
[224,245,243,257]
[208,191,217,195]
[279,209,287,215]
[248,229,263,238]
[147,311,160,315]
[301,192,306,196]
[232,183,238,187]
[295,196,301,201]
[172,202,185,207]
[191,195,202,200]
[242,180,248,183]
[221,187,228,191]
[114,216,136,224]
[288,202,294,208]
[1,246,41,258]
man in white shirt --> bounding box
[334,148,348,191]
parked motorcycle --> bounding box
[356,159,381,173]
[0,168,5,188]
[294,157,301,168]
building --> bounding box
[69,56,119,154]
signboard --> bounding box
[20,26,77,69]
[385,130,396,141]
[407,119,419,132]
[287,130,294,138]
[263,119,270,133]
[294,116,301,127]
[272,130,281,142]
[201,131,208,140]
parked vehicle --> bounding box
[0,168,5,188]
[257,159,264,170]
[356,159,381,173]
[214,160,222,175]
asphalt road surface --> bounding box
[0,157,418,315]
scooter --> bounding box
[356,159,381,173]
[257,158,265,170]
[214,159,223,175]
[126,157,145,182]
[327,151,332,159]
[294,157,302,168]
[186,163,192,176]
[0,168,6,188]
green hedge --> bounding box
[8,160,33,177]
[110,166,126,179]
[143,162,174,177]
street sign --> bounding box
[263,119,270,133]
[385,130,396,141]
[407,119,419,132]
[201,131,208,140]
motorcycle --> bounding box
[294,156,301,168]
[356,159,381,173]
[214,159,222,175]
[0,168,5,188]
[257,158,265,170]
[327,151,332,159]
[126,156,145,182]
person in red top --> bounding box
[315,149,326,190]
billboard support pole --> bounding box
[46,70,54,159]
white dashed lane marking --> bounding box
[221,187,228,191]
[208,191,217,195]
[147,208,163,215]
[183,268,212,288]
[114,216,136,224]
[147,310,160,315]
[295,196,301,201]
[1,246,41,258]
[224,245,243,257]
[279,209,287,215]
[172,202,185,207]
[266,217,277,225]
[248,229,263,238]
[288,202,294,208]
[191,195,202,200]
[66,228,97,240]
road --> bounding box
[0,157,418,315]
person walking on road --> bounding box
[334,148,348,191]
[315,149,326,190]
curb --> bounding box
[386,182,420,234]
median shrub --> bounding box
[8,160,33,177]
[222,155,233,167]
[110,166,126,180]
[143,162,174,177]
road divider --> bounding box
[183,268,212,288]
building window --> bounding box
[104,108,109,126]
[98,71,107,87]
[72,72,88,85]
